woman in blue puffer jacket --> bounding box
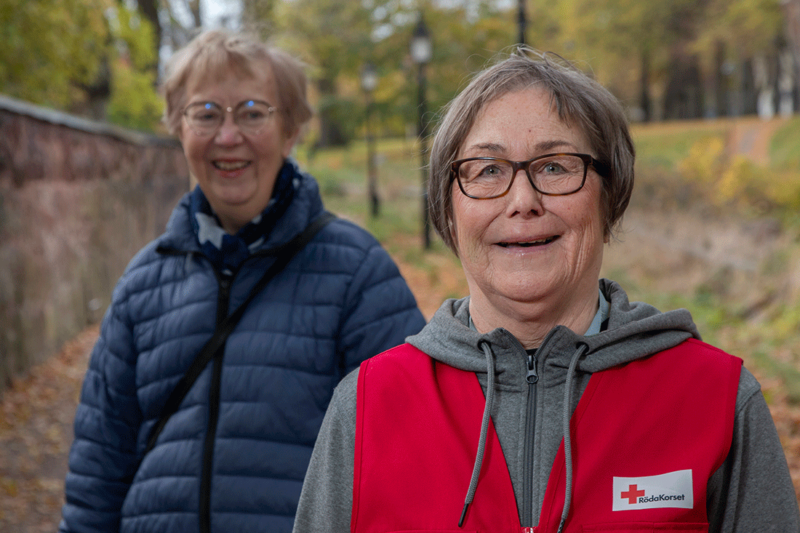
[58,29,426,533]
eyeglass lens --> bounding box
[184,100,274,135]
[457,155,587,197]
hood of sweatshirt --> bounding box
[406,278,701,530]
[408,278,699,379]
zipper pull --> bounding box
[526,353,539,384]
[521,527,537,533]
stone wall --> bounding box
[0,95,189,391]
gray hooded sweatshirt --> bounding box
[293,279,799,532]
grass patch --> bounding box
[770,116,800,170]
[631,120,729,172]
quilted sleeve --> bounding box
[337,242,426,374]
[59,297,143,533]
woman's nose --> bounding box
[214,113,243,145]
[505,168,544,216]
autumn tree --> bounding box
[268,0,514,147]
[0,0,167,131]
[105,4,164,131]
[693,0,785,116]
[0,0,112,112]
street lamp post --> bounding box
[361,62,379,218]
[410,14,432,249]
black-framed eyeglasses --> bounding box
[450,153,609,199]
[182,100,277,137]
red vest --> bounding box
[352,339,742,533]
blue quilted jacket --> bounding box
[59,163,426,533]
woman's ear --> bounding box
[448,216,459,253]
[282,128,301,158]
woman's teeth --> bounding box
[499,236,557,247]
[213,161,250,171]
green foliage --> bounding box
[274,0,515,147]
[109,3,158,71]
[0,0,162,132]
[106,60,164,132]
[104,5,163,132]
[0,0,111,108]
[698,0,784,56]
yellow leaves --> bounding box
[677,136,726,185]
[0,325,97,530]
[0,477,17,497]
[718,155,757,201]
[677,134,800,212]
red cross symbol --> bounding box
[621,484,645,504]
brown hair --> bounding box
[428,47,635,254]
[161,29,313,137]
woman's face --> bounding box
[452,87,606,335]
[179,63,298,234]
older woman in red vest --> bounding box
[293,48,800,533]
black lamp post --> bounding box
[410,14,432,249]
[361,62,379,218]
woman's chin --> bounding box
[210,182,258,208]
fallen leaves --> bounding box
[0,324,97,533]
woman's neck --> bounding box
[468,283,600,349]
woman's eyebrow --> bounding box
[534,139,578,152]
[463,139,579,156]
[462,142,505,154]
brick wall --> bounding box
[0,95,189,391]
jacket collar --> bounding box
[156,158,325,258]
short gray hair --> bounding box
[428,47,635,254]
[161,29,313,138]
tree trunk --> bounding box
[316,77,347,148]
[187,0,202,27]
[714,40,728,117]
[639,50,651,122]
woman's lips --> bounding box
[497,235,560,248]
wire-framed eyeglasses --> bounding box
[182,100,277,137]
[451,153,608,199]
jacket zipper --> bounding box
[199,274,232,533]
[521,349,539,528]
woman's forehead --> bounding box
[184,59,276,99]
[460,88,589,155]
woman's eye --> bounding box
[543,162,565,173]
[192,110,219,122]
